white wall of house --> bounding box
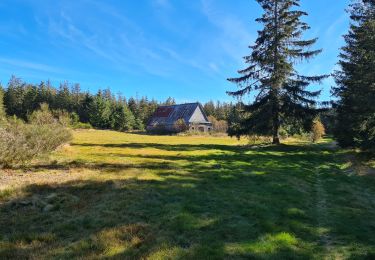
[189,107,207,124]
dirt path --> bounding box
[314,168,334,255]
[313,142,342,258]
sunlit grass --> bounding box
[1,130,375,259]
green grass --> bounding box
[1,130,375,259]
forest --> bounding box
[0,75,234,133]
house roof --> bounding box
[147,102,211,127]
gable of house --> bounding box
[189,105,210,124]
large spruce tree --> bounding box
[333,0,375,151]
[228,0,327,144]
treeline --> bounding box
[203,101,233,121]
[1,76,236,132]
[0,89,72,168]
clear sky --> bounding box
[0,0,350,103]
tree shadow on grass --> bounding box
[22,142,323,175]
[72,142,249,153]
[0,176,318,259]
[2,143,375,258]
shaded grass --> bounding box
[1,130,375,259]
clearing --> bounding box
[1,130,375,259]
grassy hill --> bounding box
[1,130,375,259]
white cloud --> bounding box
[200,0,254,64]
[325,13,349,37]
[209,62,219,72]
[0,57,63,74]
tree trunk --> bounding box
[272,134,280,144]
[272,0,280,145]
[272,109,280,145]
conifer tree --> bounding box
[4,76,26,119]
[227,102,246,139]
[228,0,327,144]
[164,97,176,106]
[110,102,135,131]
[88,91,112,129]
[333,0,375,151]
[204,101,216,117]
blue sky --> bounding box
[0,0,350,103]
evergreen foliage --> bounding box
[88,91,112,129]
[1,76,238,133]
[228,0,327,144]
[110,103,136,131]
[204,101,232,121]
[164,97,176,106]
[227,102,247,139]
[333,0,375,151]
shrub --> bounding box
[70,112,80,126]
[0,107,72,168]
[311,118,325,143]
[174,119,188,133]
[278,127,289,140]
[208,116,228,133]
[72,122,93,129]
[30,104,81,128]
[28,103,56,125]
[248,135,272,145]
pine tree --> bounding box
[110,102,135,131]
[127,97,137,116]
[204,101,216,118]
[22,84,39,117]
[227,102,247,139]
[88,91,112,129]
[164,97,176,106]
[333,0,375,151]
[36,81,55,109]
[78,93,93,123]
[228,0,327,144]
[4,76,26,119]
[56,82,73,112]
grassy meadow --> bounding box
[1,130,375,259]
